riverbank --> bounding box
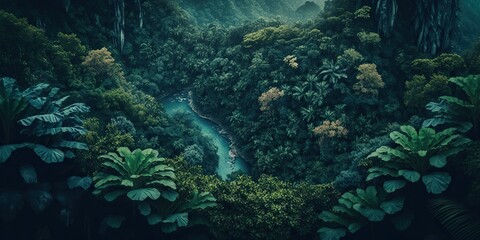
[161,92,249,179]
[187,91,250,165]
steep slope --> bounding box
[175,0,325,26]
[455,0,480,51]
[295,1,322,19]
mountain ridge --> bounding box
[176,0,324,26]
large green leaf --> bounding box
[1,78,22,100]
[137,202,151,216]
[380,197,404,214]
[358,186,379,206]
[19,164,37,184]
[67,176,92,190]
[0,144,27,163]
[101,161,128,176]
[434,128,461,145]
[353,204,385,222]
[121,179,134,187]
[383,180,406,193]
[429,146,466,168]
[0,78,29,123]
[148,180,176,190]
[418,127,436,149]
[423,115,451,129]
[127,188,160,201]
[22,82,50,107]
[417,150,427,157]
[64,151,76,159]
[37,126,87,136]
[19,113,63,126]
[50,95,69,108]
[155,171,176,179]
[149,165,175,174]
[338,196,355,208]
[422,172,451,194]
[59,103,90,116]
[450,75,480,99]
[319,211,351,227]
[163,212,188,227]
[348,222,365,233]
[390,130,413,151]
[147,213,162,225]
[368,146,407,161]
[117,147,132,157]
[93,175,122,188]
[53,141,88,150]
[440,96,473,108]
[104,190,126,202]
[367,167,398,181]
[398,170,421,182]
[424,75,480,134]
[450,137,471,147]
[429,154,448,168]
[317,227,347,240]
[339,192,358,207]
[29,144,64,163]
[333,205,362,219]
[161,190,179,202]
[400,125,418,138]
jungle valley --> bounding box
[1,0,480,239]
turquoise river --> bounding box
[162,94,248,179]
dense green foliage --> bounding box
[1,0,480,239]
[177,0,323,26]
[93,147,216,234]
[404,54,465,109]
[424,75,480,139]
[189,2,407,182]
[368,126,470,194]
[0,77,91,238]
[168,157,337,240]
[319,186,405,240]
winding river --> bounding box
[162,94,248,180]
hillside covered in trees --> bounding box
[176,0,324,26]
[1,0,480,240]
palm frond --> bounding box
[429,198,480,240]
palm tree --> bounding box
[301,106,316,123]
[292,85,307,101]
[318,59,348,85]
[290,73,330,109]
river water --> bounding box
[161,94,248,180]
